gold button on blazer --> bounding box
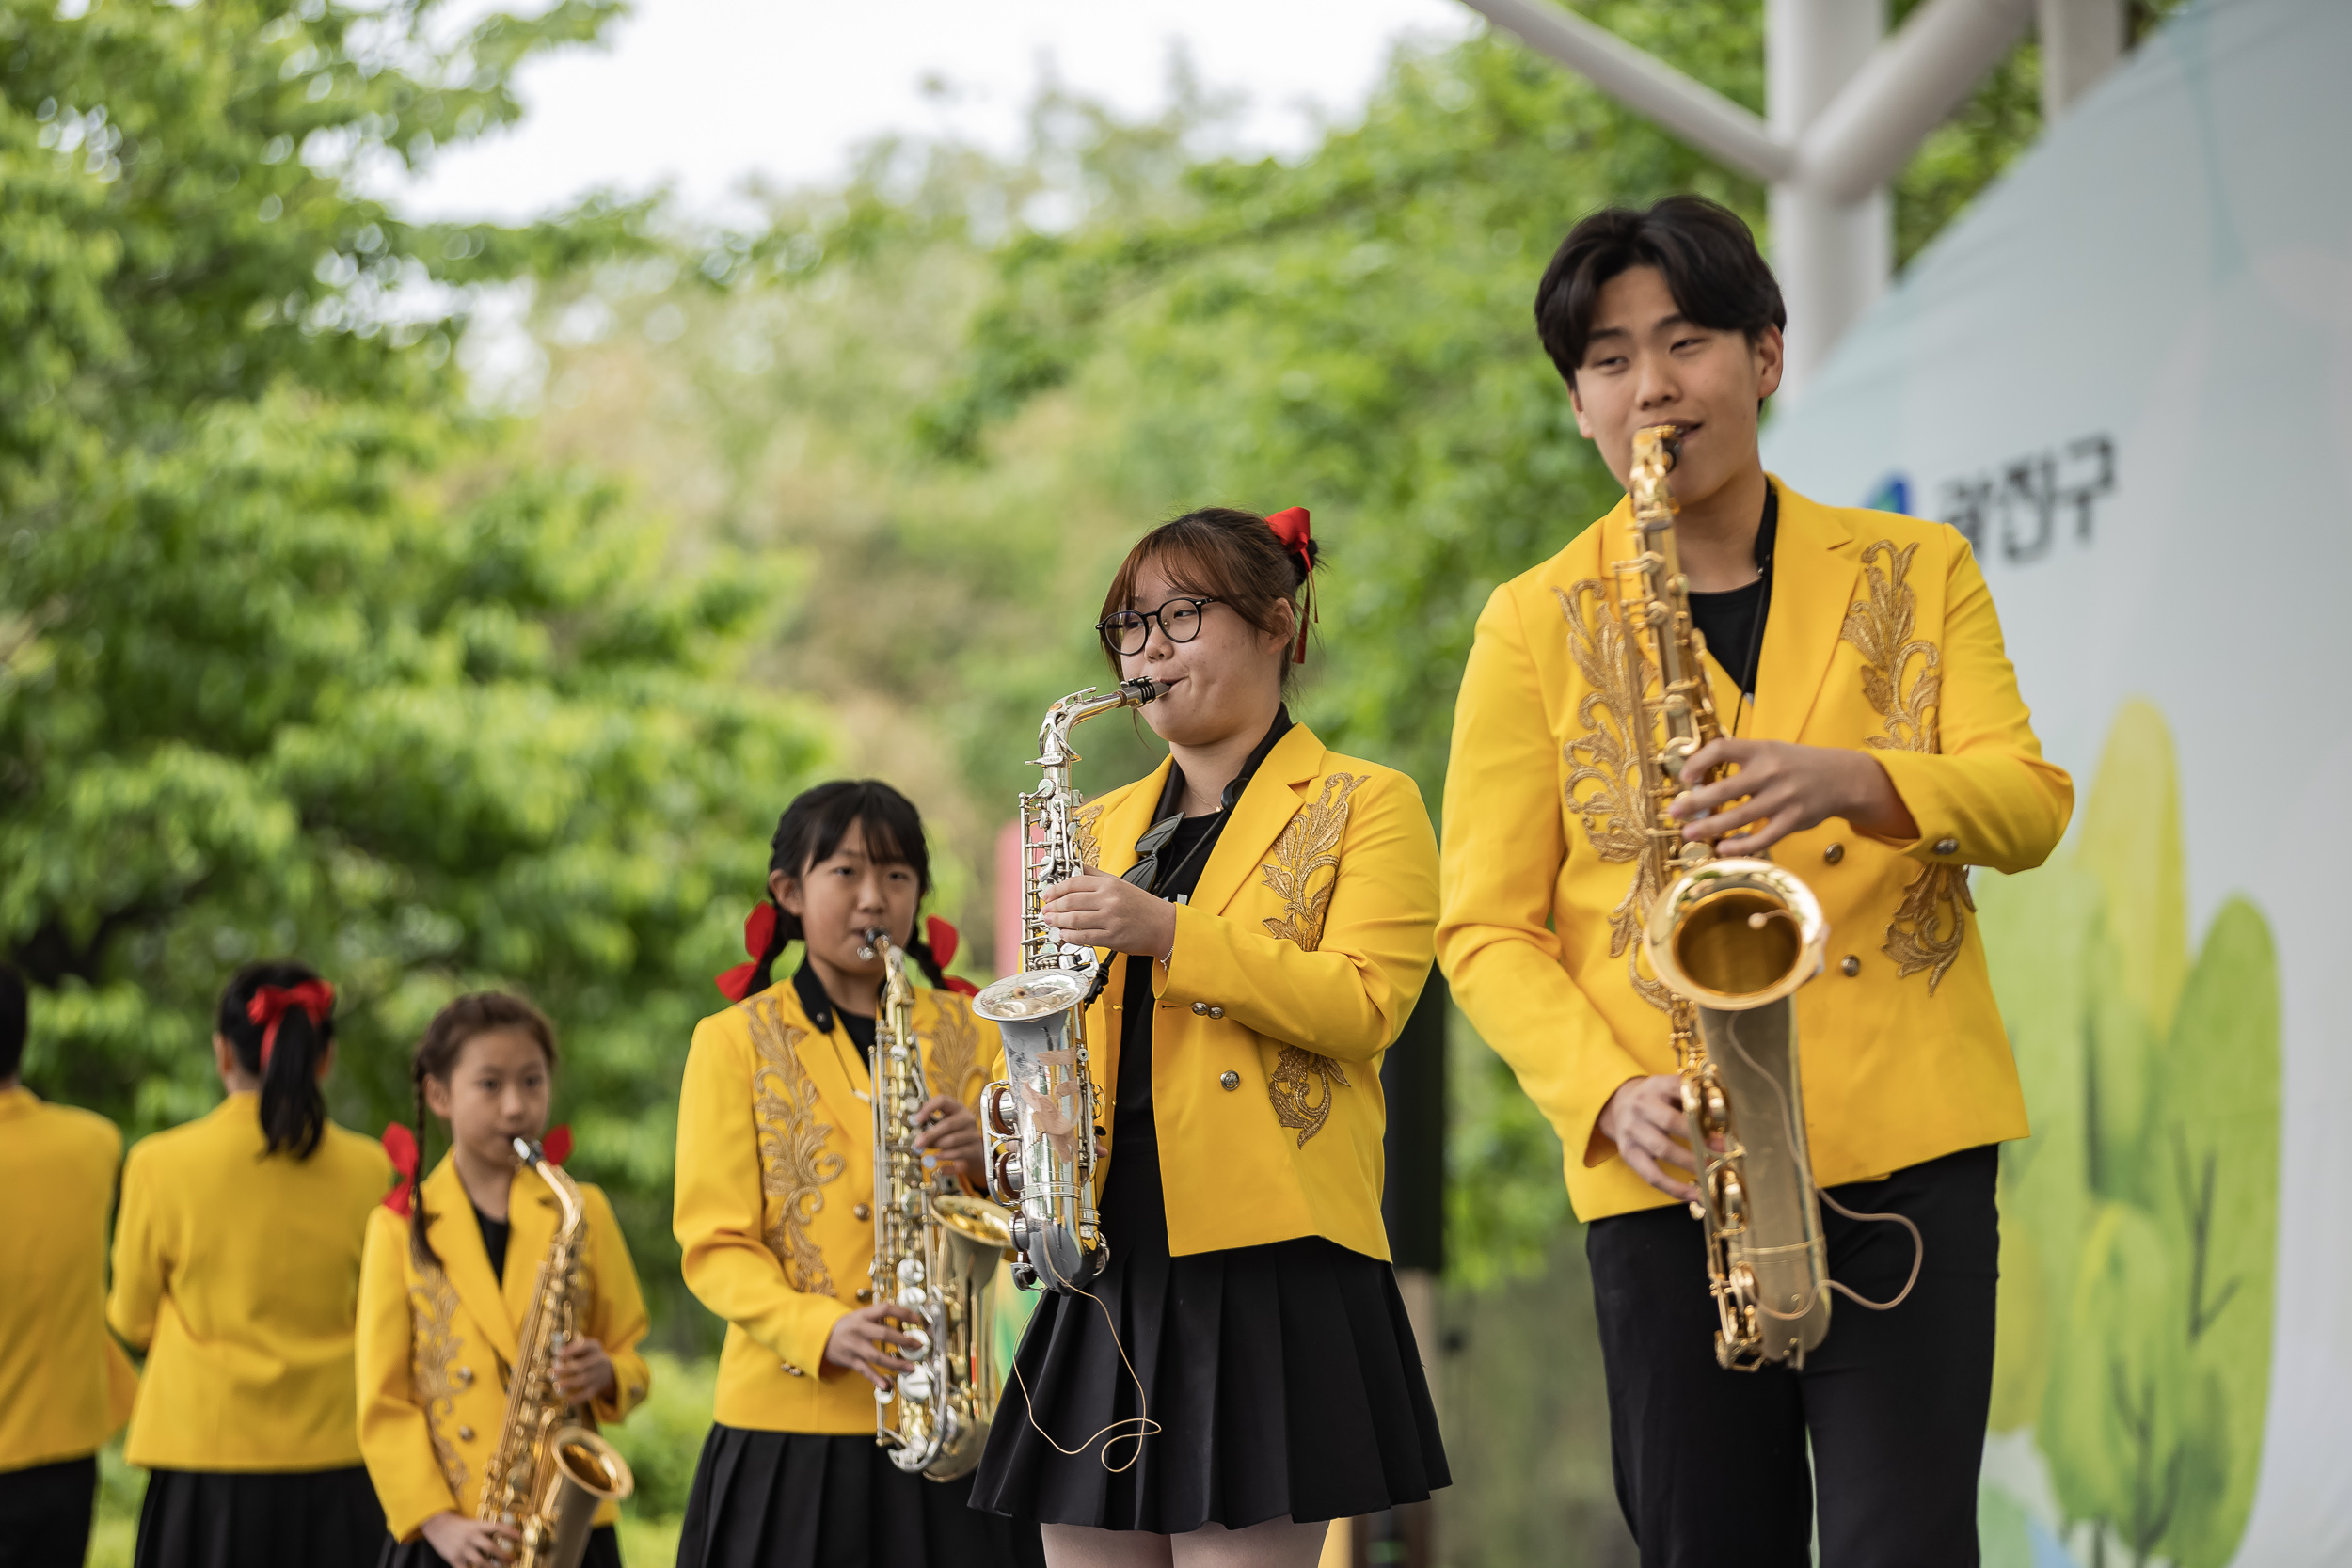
[355,1158,651,1542]
[1438,479,2074,1222]
[1075,721,1440,1262]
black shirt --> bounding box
[1111,707,1295,1148]
[1684,482,1779,699]
[474,1205,511,1284]
[792,958,875,1067]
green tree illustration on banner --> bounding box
[1976,700,2279,1567]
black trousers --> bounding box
[0,1455,97,1568]
[1586,1145,1999,1568]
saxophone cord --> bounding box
[1718,1009,1925,1317]
[1007,1276,1162,1473]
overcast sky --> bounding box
[392,0,1476,224]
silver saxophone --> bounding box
[973,677,1166,1292]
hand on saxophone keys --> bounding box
[1668,736,1918,856]
[551,1336,615,1404]
[1597,1074,1725,1206]
[824,1301,927,1391]
[1038,869,1178,958]
[910,1093,986,1184]
[419,1511,522,1567]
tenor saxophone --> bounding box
[475,1139,636,1568]
[864,926,1012,1480]
[1614,426,1834,1370]
[973,677,1166,1293]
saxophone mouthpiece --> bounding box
[1128,679,1168,702]
[512,1135,539,1164]
[859,925,888,961]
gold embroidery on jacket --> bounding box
[1841,540,1972,991]
[922,995,986,1105]
[1557,580,1671,1012]
[407,1270,469,1499]
[1258,772,1366,1145]
[744,993,844,1296]
[1073,802,1104,872]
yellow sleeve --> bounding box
[1863,535,2075,872]
[104,1141,164,1354]
[1438,582,1653,1167]
[579,1185,652,1426]
[355,1209,458,1543]
[1157,769,1438,1064]
[673,1014,850,1378]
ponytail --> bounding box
[217,960,334,1160]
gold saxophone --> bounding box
[973,677,1166,1293]
[1614,426,1834,1370]
[475,1139,636,1568]
[862,926,1013,1480]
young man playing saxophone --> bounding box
[1437,196,2074,1566]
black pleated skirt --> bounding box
[132,1465,386,1568]
[379,1523,622,1568]
[968,1125,1450,1532]
[675,1427,1045,1568]
[0,1454,97,1568]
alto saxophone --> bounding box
[1614,426,1834,1369]
[973,677,1166,1292]
[863,926,1012,1480]
[476,1139,636,1568]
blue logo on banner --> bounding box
[1865,473,1911,515]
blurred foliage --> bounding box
[0,0,828,1340]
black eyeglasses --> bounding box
[1096,596,1217,657]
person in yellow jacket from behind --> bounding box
[357,990,651,1568]
[673,779,1043,1568]
[107,959,394,1568]
[966,508,1449,1567]
[0,962,137,1567]
[1438,196,2074,1566]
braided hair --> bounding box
[741,780,953,997]
[216,959,335,1159]
[405,991,558,1271]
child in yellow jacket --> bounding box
[0,963,136,1568]
[357,991,651,1568]
[108,960,392,1568]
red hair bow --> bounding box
[381,1123,418,1215]
[541,1124,573,1165]
[246,979,335,1071]
[926,916,980,998]
[1264,506,1316,664]
[715,901,781,1002]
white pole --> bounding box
[1768,0,1887,395]
[2038,0,2124,119]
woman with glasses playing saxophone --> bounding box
[672,781,1043,1568]
[969,508,1450,1568]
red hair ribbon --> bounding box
[925,916,980,997]
[381,1123,419,1215]
[246,980,335,1071]
[1264,506,1316,664]
[715,901,781,1002]
[542,1124,572,1165]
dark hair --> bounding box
[739,780,954,998]
[1097,507,1320,684]
[217,959,336,1159]
[1534,196,1786,387]
[0,964,25,1082]
[407,990,559,1270]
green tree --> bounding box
[0,0,828,1332]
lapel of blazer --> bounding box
[420,1157,519,1367]
[500,1163,564,1333]
[784,1000,873,1165]
[1747,477,1861,745]
[1189,723,1326,919]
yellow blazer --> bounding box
[1438,478,2074,1221]
[674,975,1005,1433]
[107,1093,392,1469]
[0,1088,137,1470]
[1074,721,1439,1261]
[355,1156,651,1542]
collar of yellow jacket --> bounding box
[416,1153,570,1366]
[1590,474,1864,747]
[1084,720,1327,918]
[0,1085,36,1122]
